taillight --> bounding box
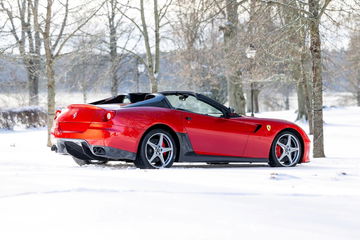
[104,111,116,121]
[54,109,62,120]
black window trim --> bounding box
[160,91,232,118]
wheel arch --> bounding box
[269,128,305,163]
[137,124,181,162]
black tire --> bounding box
[72,156,90,166]
[134,129,177,169]
[72,157,108,166]
[269,131,302,167]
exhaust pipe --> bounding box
[51,145,58,152]
[93,147,106,155]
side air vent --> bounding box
[254,124,262,133]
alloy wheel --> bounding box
[274,133,301,167]
[145,133,174,168]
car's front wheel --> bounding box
[269,131,302,167]
[135,129,177,169]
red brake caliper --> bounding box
[162,141,167,158]
[276,145,282,158]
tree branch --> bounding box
[51,0,68,53]
[319,0,332,18]
[54,1,105,57]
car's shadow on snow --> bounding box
[172,163,270,169]
[96,162,271,170]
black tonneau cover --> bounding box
[90,93,171,109]
[90,93,149,105]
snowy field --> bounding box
[1,107,360,240]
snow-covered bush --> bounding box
[0,107,47,129]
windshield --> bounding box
[166,94,223,117]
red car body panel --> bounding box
[51,93,310,164]
[237,117,310,162]
[181,111,258,157]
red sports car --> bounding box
[51,91,310,168]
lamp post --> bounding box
[246,44,257,117]
[137,62,145,92]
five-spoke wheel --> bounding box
[269,131,302,167]
[135,129,177,169]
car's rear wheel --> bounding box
[72,156,89,166]
[269,131,302,167]
[135,129,177,169]
[72,157,108,166]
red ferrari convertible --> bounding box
[51,91,310,168]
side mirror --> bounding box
[224,107,239,118]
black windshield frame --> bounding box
[160,91,234,118]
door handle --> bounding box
[185,116,192,121]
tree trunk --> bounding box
[253,88,260,113]
[246,91,252,113]
[110,64,118,95]
[148,73,157,92]
[357,70,360,106]
[44,0,55,147]
[154,0,160,89]
[26,0,41,106]
[296,81,306,119]
[26,57,40,105]
[83,88,87,103]
[134,58,140,92]
[45,57,55,147]
[140,0,157,92]
[295,60,307,120]
[33,4,42,105]
[309,0,325,158]
[284,93,290,111]
[224,0,246,115]
[109,0,118,96]
[301,51,314,134]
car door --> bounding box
[182,111,257,157]
[165,94,257,157]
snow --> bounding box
[1,107,360,240]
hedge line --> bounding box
[0,107,47,129]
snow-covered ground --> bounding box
[1,107,360,240]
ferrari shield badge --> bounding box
[266,125,271,131]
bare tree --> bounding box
[64,35,106,103]
[220,0,246,114]
[261,0,333,157]
[1,0,41,105]
[118,0,173,92]
[108,0,119,95]
[140,0,161,92]
[278,0,313,132]
[347,31,360,106]
[170,0,219,90]
[30,0,104,146]
[105,0,134,96]
[308,0,332,158]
